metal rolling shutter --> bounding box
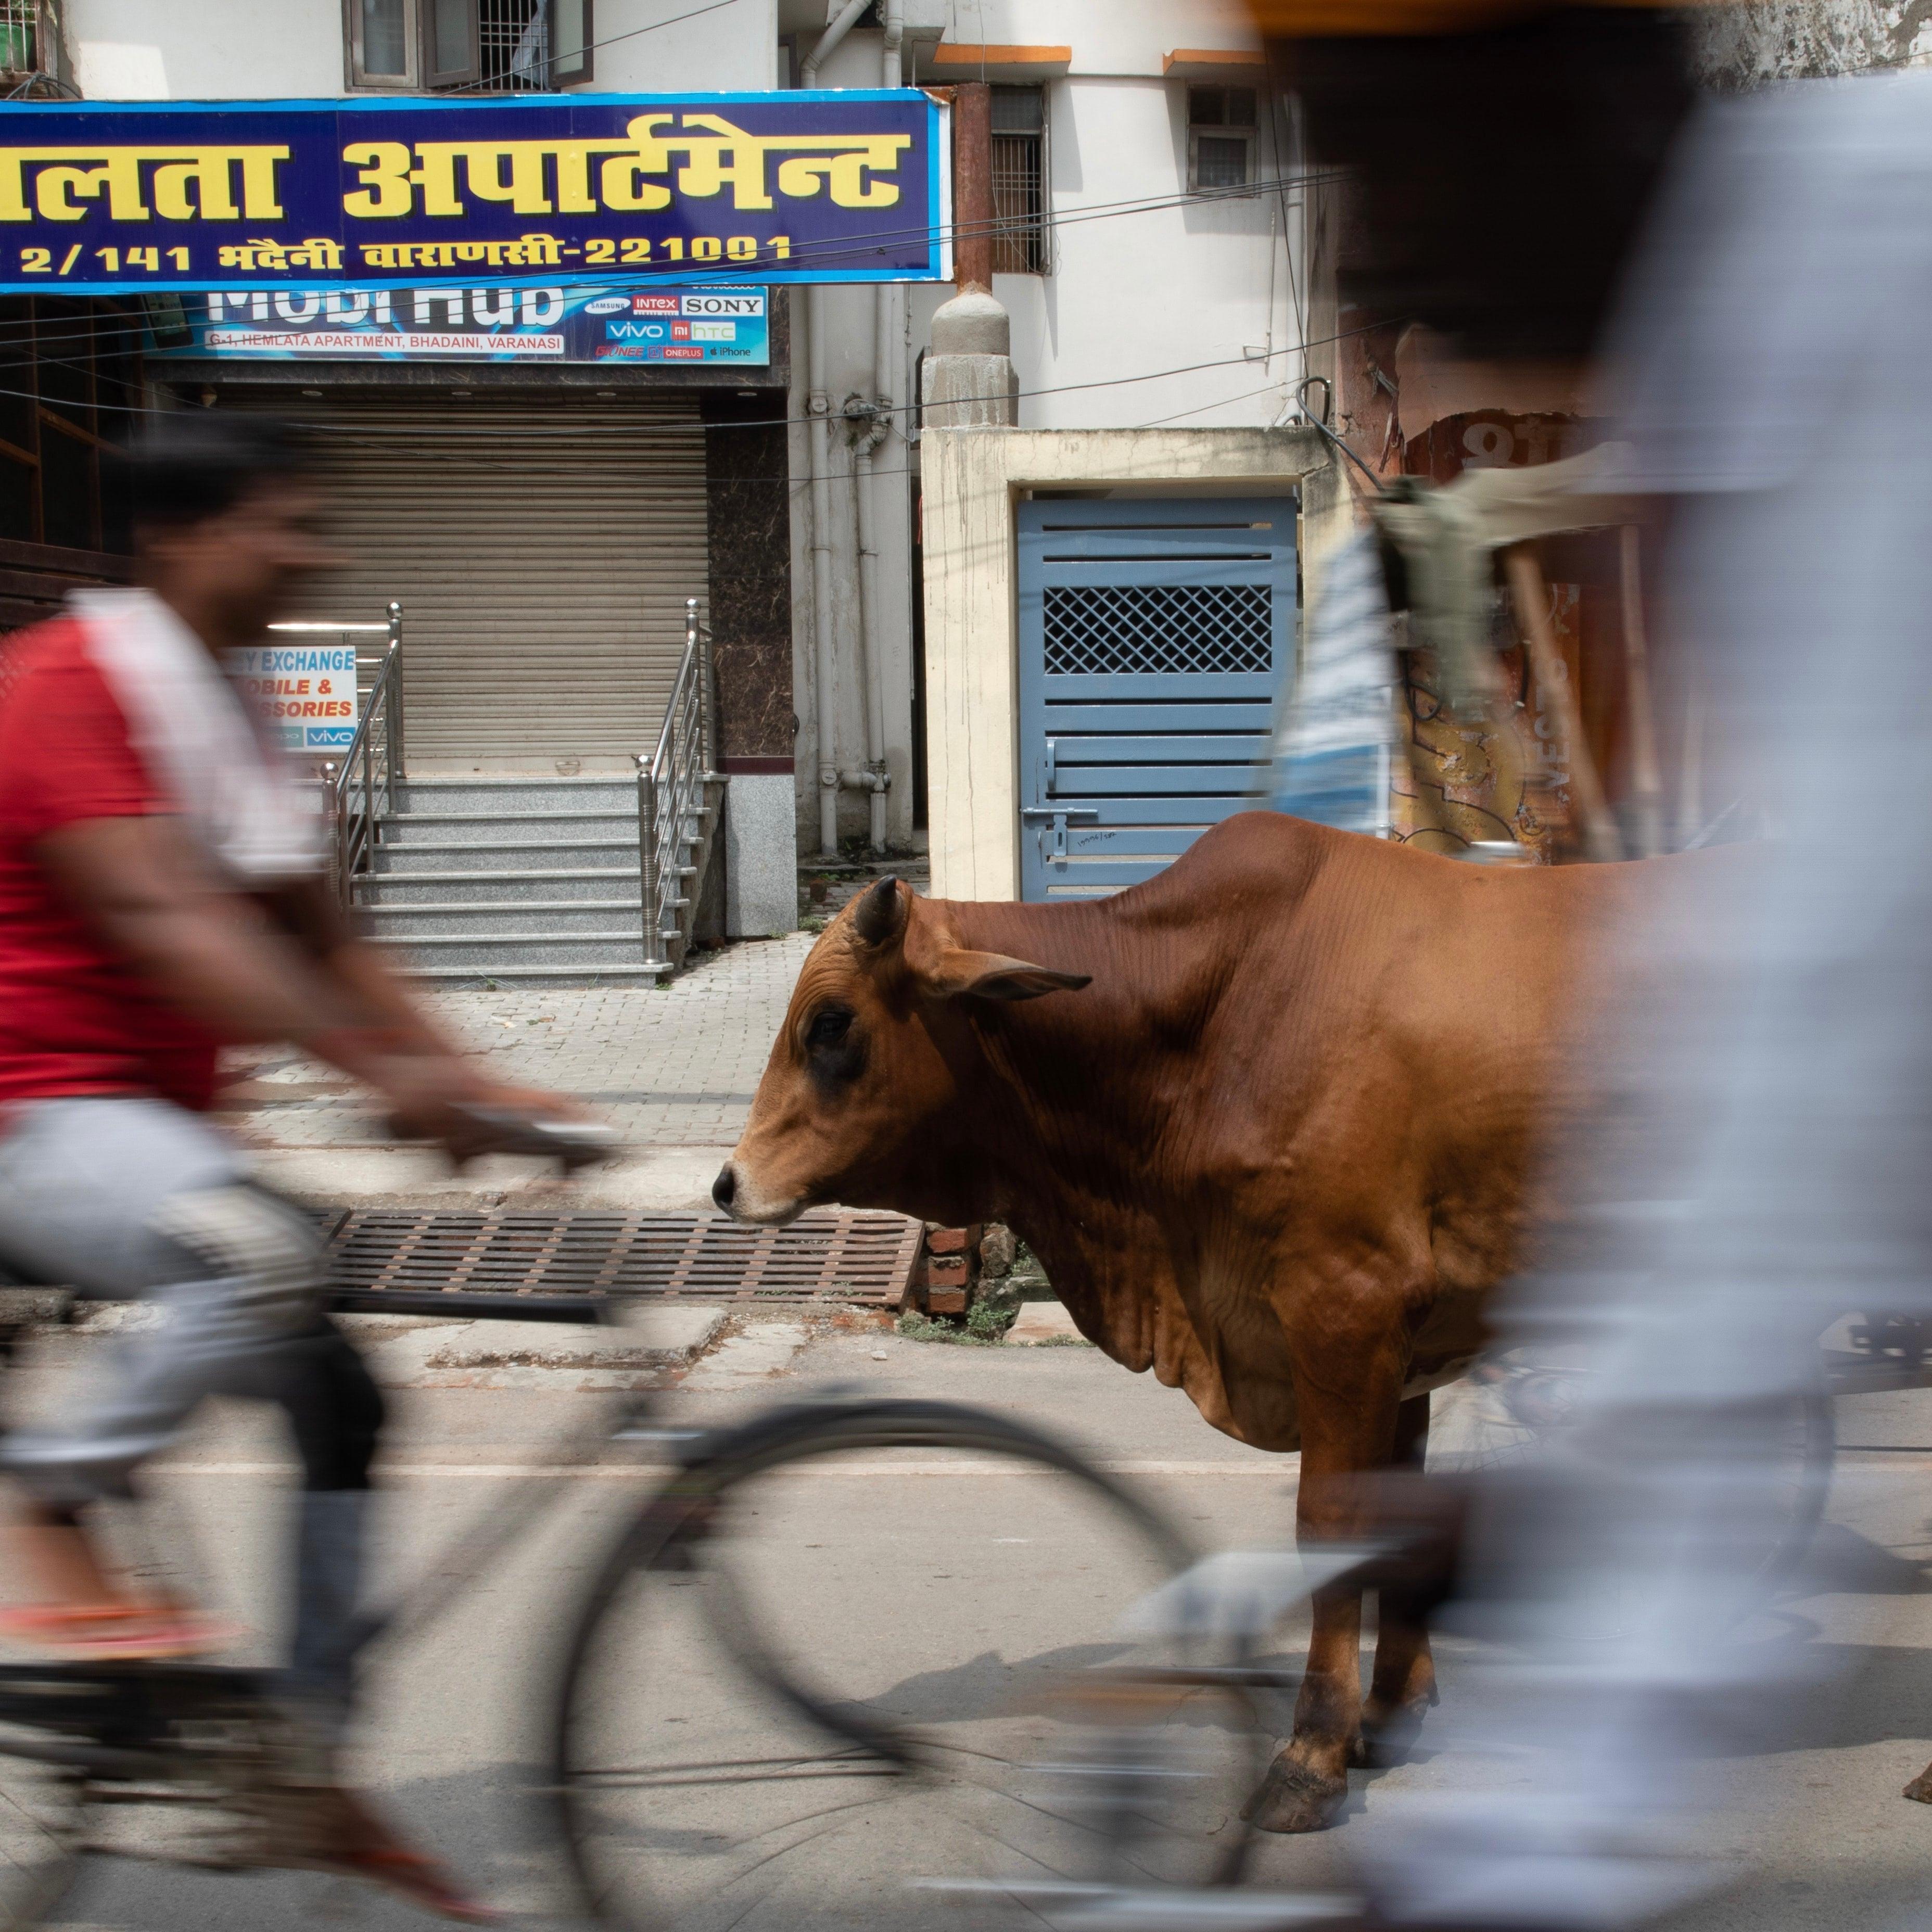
[255,394,708,762]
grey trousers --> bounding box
[0,1097,384,1719]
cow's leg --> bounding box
[1243,1356,1406,1834]
[1357,1390,1438,1765]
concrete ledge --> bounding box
[358,1306,727,1388]
[1005,1302,1090,1346]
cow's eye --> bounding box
[807,1006,854,1050]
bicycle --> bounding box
[0,1259,1255,1928]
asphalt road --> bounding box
[11,1322,1932,1931]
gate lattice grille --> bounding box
[1042,584,1273,677]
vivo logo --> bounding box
[582,296,629,315]
[606,322,667,340]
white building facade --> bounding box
[40,0,1327,917]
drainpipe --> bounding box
[801,0,875,859]
[847,0,904,852]
[806,302,840,858]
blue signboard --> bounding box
[143,282,771,364]
[0,91,948,294]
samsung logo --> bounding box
[582,296,629,315]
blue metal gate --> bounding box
[1016,497,1297,901]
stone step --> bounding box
[364,899,646,937]
[372,930,666,970]
[396,777,637,815]
[372,838,639,872]
[379,809,638,845]
[358,868,641,905]
[398,963,671,986]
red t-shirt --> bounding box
[0,617,223,1110]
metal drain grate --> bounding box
[322,1208,924,1309]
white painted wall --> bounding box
[999,75,1295,432]
[934,0,1260,75]
[590,0,782,92]
[61,0,782,99]
[66,0,345,98]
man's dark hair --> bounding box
[1284,8,1695,362]
[122,411,306,531]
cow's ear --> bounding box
[928,949,1092,1002]
[850,876,905,950]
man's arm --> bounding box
[39,814,502,1146]
[256,873,467,1061]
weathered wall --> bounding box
[1690,0,1928,85]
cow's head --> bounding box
[713,877,1090,1225]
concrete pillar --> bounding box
[921,288,1018,429]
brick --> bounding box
[926,1287,969,1315]
[924,1255,970,1288]
[924,1225,972,1255]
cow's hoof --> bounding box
[1904,1766,1932,1803]
[1353,1693,1436,1769]
[1240,1756,1346,1834]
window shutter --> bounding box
[550,0,594,85]
[423,0,481,88]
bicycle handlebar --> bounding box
[441,1104,621,1170]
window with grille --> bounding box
[0,3,34,74]
[1187,85,1257,194]
[991,86,1048,276]
[346,0,591,90]
[1043,584,1274,678]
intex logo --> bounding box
[582,296,628,315]
[631,295,680,314]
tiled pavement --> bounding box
[222,931,818,1153]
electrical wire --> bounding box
[0,162,1349,380]
[0,316,1394,449]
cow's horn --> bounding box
[852,876,903,946]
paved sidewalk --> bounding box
[221,933,817,1209]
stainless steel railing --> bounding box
[311,601,405,910]
[636,598,723,971]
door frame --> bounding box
[918,426,1341,901]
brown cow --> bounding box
[715,810,1649,1833]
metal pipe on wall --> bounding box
[849,0,905,852]
[801,0,875,859]
[799,0,897,858]
[806,292,840,858]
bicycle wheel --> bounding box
[553,1399,1267,1932]
[0,1669,96,1928]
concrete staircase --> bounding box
[359,777,670,985]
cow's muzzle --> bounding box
[710,1160,803,1226]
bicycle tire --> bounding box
[549,1397,1264,1932]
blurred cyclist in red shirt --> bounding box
[0,411,572,1920]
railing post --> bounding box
[319,760,345,909]
[637,752,666,970]
[361,704,374,894]
[386,600,405,781]
[688,596,718,779]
